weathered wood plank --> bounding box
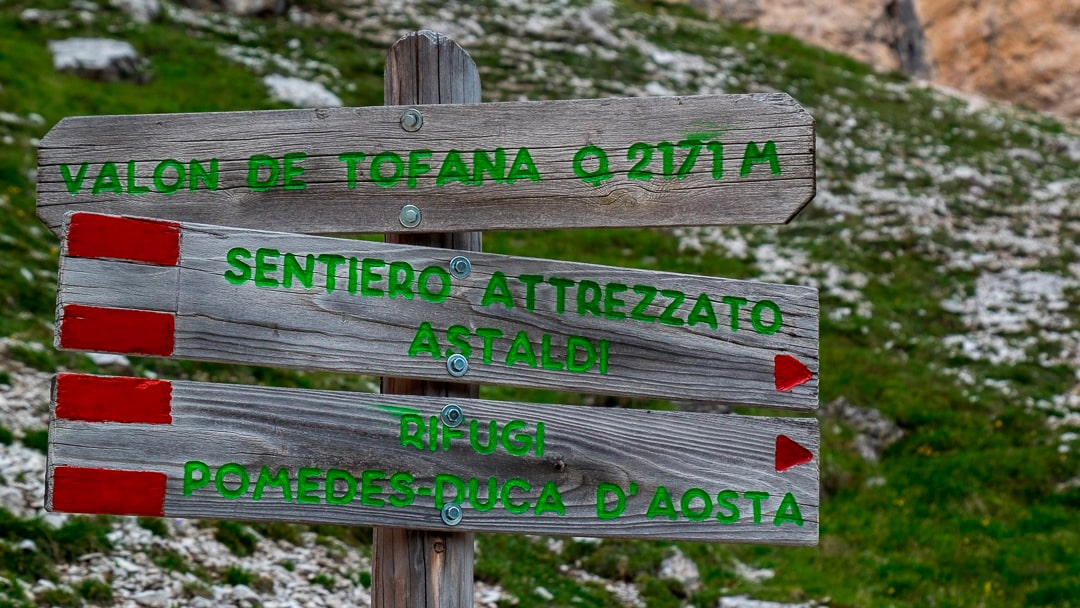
[46,374,819,544]
[36,93,814,235]
[55,213,820,411]
[57,257,178,312]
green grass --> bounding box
[214,521,259,556]
[18,430,46,455]
[74,578,113,604]
[0,510,112,582]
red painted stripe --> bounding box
[55,374,172,424]
[51,466,166,517]
[59,305,175,357]
[66,213,180,266]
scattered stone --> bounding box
[110,0,161,23]
[19,8,61,24]
[534,586,554,601]
[820,397,904,462]
[263,74,342,108]
[719,596,820,608]
[86,352,132,369]
[659,547,700,593]
[232,584,259,600]
[733,559,774,584]
[132,589,170,607]
[222,0,288,17]
[47,38,151,83]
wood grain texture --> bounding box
[46,375,819,544]
[36,93,814,236]
[377,30,480,608]
[56,215,820,411]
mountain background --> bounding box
[0,0,1077,606]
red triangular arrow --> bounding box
[776,435,813,472]
[774,354,812,391]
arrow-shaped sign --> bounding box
[55,213,820,410]
[48,373,821,544]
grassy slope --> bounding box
[0,0,1077,606]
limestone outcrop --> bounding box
[685,0,1079,120]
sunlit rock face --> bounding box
[684,0,1080,120]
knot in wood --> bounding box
[544,455,566,471]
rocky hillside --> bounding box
[685,0,1080,120]
[0,0,1078,607]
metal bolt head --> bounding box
[449,256,472,279]
[446,353,469,377]
[441,403,464,427]
[400,108,423,132]
[441,502,463,526]
[399,204,422,228]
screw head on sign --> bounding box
[446,353,469,377]
[400,108,423,132]
[441,502,463,526]
[449,256,472,279]
[441,403,464,427]
[399,205,422,228]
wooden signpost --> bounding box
[54,212,818,410]
[39,30,821,608]
[47,373,818,543]
[35,95,815,236]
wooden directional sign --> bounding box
[55,213,819,410]
[47,373,819,544]
[36,93,814,235]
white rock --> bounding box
[132,590,171,607]
[87,352,131,368]
[47,38,148,82]
[733,559,774,584]
[659,547,700,593]
[110,0,161,23]
[719,596,817,608]
[644,81,674,97]
[263,74,342,108]
[223,0,283,16]
[534,586,554,601]
[113,556,141,573]
[233,584,260,600]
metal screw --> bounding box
[400,108,423,132]
[449,256,472,279]
[441,403,464,427]
[446,354,469,377]
[440,502,463,526]
[399,205,422,228]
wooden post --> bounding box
[373,31,481,608]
